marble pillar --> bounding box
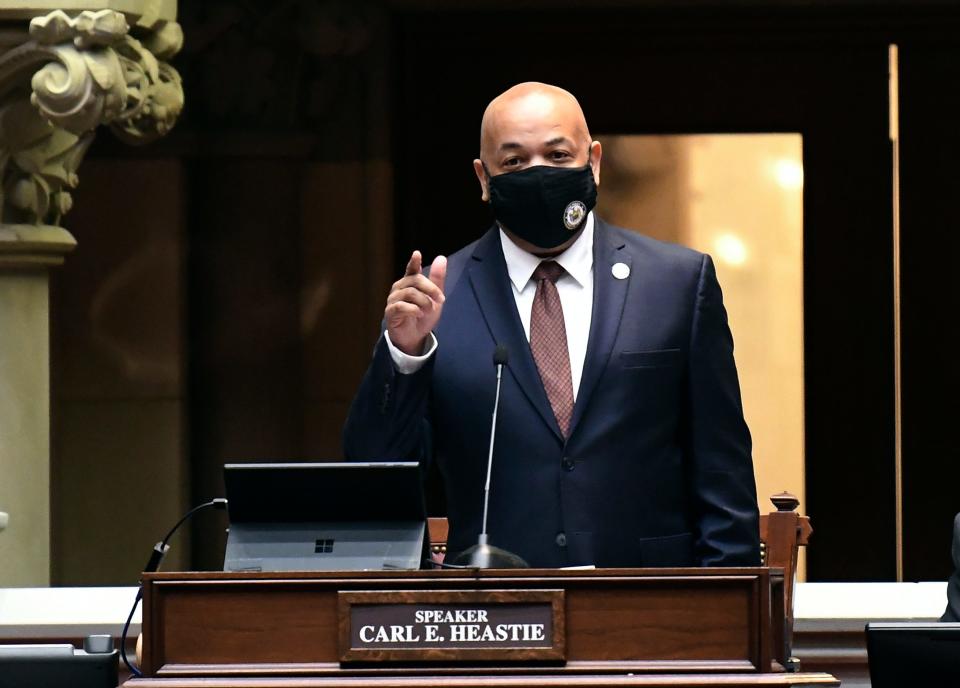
[0,226,75,585]
[0,2,182,584]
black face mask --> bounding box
[485,161,598,250]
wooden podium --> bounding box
[126,567,839,687]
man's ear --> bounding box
[589,140,602,187]
[473,158,490,202]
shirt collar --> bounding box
[498,212,595,291]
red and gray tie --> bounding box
[530,261,574,438]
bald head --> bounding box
[473,82,602,204]
[479,82,591,161]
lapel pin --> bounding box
[611,262,630,280]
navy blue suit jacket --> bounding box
[344,218,760,568]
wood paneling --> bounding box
[50,159,189,585]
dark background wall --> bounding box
[50,0,960,584]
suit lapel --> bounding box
[467,228,564,442]
[568,218,631,438]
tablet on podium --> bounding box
[222,461,427,572]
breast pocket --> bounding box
[620,349,682,369]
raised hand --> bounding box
[385,250,447,355]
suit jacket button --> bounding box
[561,457,575,472]
[555,532,567,547]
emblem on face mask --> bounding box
[563,201,587,230]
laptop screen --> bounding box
[223,461,426,523]
[221,462,428,572]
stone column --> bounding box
[0,2,183,585]
[0,226,75,585]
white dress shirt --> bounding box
[385,213,596,401]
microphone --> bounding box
[452,345,529,569]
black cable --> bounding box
[159,499,227,547]
[425,557,471,569]
[120,588,144,677]
[120,498,228,678]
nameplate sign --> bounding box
[338,589,565,663]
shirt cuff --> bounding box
[384,331,438,374]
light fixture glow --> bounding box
[773,159,804,190]
[714,233,748,267]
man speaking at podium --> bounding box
[344,82,760,569]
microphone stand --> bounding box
[453,346,529,569]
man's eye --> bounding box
[550,151,572,161]
[503,158,521,167]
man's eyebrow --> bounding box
[497,137,573,152]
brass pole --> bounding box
[889,44,903,583]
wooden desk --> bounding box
[127,568,838,688]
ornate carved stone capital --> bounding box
[0,223,76,267]
[0,3,183,248]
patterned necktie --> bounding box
[530,261,574,438]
